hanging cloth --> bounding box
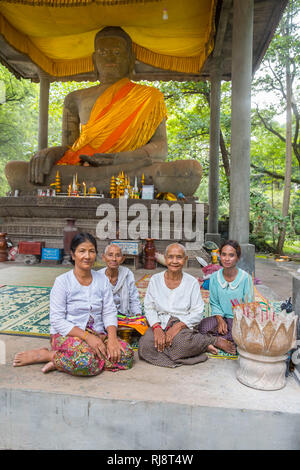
[57,77,167,165]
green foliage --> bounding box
[155,81,211,162]
[0,66,39,195]
[252,0,300,166]
[0,72,93,195]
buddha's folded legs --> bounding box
[5,159,202,196]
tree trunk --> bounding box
[276,8,293,255]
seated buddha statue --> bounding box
[5,27,202,197]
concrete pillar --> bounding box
[229,0,255,273]
[229,0,253,242]
[206,59,222,247]
[38,72,50,151]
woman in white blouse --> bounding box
[13,233,134,376]
[138,243,236,367]
[99,243,142,317]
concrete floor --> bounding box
[255,256,299,301]
[0,256,299,450]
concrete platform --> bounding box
[0,257,299,450]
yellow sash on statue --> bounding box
[57,78,167,166]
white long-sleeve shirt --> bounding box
[144,271,204,330]
[98,266,142,316]
[50,269,118,336]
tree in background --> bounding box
[0,66,38,194]
[252,0,300,254]
[0,70,88,195]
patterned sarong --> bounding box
[138,317,217,368]
[51,316,134,376]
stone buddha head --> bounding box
[93,26,136,83]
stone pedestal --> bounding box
[0,197,208,262]
[237,349,288,391]
[232,303,297,391]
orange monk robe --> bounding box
[57,77,168,166]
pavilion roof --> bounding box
[0,0,288,83]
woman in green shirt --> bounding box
[198,240,254,351]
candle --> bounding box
[83,182,86,197]
[68,184,71,197]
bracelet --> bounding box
[152,323,162,330]
[82,330,89,341]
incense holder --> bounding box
[232,303,297,391]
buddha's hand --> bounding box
[29,146,68,184]
[113,150,152,167]
[79,153,115,167]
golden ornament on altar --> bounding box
[110,176,116,198]
[50,170,61,193]
[88,182,97,196]
[116,171,125,197]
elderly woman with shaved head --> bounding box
[99,243,142,317]
[138,243,235,368]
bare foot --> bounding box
[13,348,51,367]
[207,344,219,355]
[41,361,56,373]
[215,338,236,355]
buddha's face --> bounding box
[94,36,133,83]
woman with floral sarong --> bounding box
[13,233,134,376]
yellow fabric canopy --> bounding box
[0,0,217,76]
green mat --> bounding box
[0,285,51,338]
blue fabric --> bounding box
[209,268,254,319]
